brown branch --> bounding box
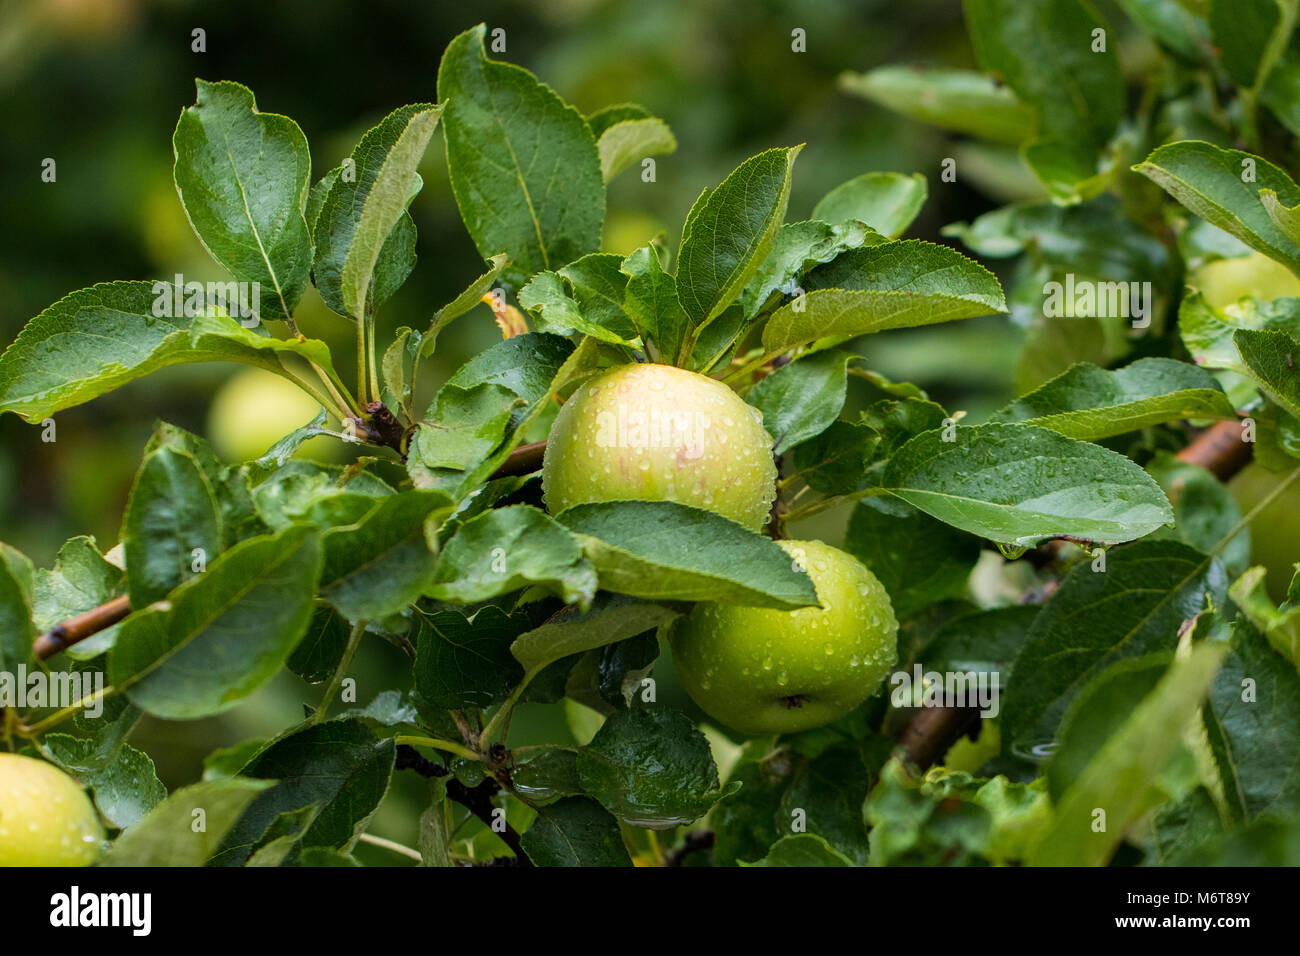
[896,417,1254,771]
[33,595,130,661]
[488,440,546,479]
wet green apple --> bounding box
[542,363,777,530]
[0,753,103,866]
[669,539,899,734]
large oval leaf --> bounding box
[556,500,819,609]
[881,423,1174,548]
[108,525,322,719]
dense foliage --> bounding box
[2,3,1300,867]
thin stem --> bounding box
[20,685,119,737]
[1210,463,1300,558]
[357,832,422,862]
[310,621,366,726]
[395,735,482,762]
[478,667,540,748]
[366,314,380,406]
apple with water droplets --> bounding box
[0,753,103,866]
[542,363,777,530]
[669,539,899,734]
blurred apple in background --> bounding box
[207,368,342,463]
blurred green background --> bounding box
[0,0,1105,861]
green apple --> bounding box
[207,367,338,463]
[0,753,103,866]
[542,363,777,530]
[1189,251,1300,309]
[669,539,899,734]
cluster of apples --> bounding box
[543,362,899,734]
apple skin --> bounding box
[542,363,777,531]
[668,540,899,735]
[207,367,336,463]
[0,753,103,866]
[1189,251,1300,309]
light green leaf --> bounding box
[761,241,1007,356]
[556,500,819,609]
[988,357,1238,439]
[102,778,272,866]
[747,350,855,454]
[676,146,802,335]
[622,244,690,363]
[428,504,597,607]
[438,23,603,281]
[1029,642,1227,866]
[0,543,35,671]
[313,103,441,319]
[740,833,854,867]
[1234,327,1300,418]
[511,593,681,674]
[597,117,676,182]
[811,172,928,238]
[172,80,312,322]
[739,219,886,319]
[881,423,1174,549]
[108,525,322,719]
[838,66,1033,144]
[1135,140,1300,275]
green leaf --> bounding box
[785,421,881,496]
[519,256,639,344]
[251,460,392,532]
[43,735,165,830]
[438,23,604,281]
[1234,327,1300,418]
[739,832,854,867]
[597,117,676,183]
[919,605,1040,682]
[413,606,528,710]
[121,438,223,607]
[988,358,1238,439]
[576,707,737,828]
[837,66,1034,145]
[811,172,928,238]
[1148,454,1250,575]
[319,489,451,621]
[761,241,1007,356]
[881,423,1174,549]
[676,146,802,335]
[845,499,980,621]
[428,504,597,607]
[556,501,819,609]
[521,797,633,865]
[747,350,854,454]
[966,0,1124,188]
[1134,141,1300,275]
[172,80,312,322]
[1028,642,1227,866]
[108,525,322,719]
[411,383,522,471]
[1208,0,1295,89]
[739,220,886,319]
[212,719,396,866]
[511,593,681,675]
[622,244,690,363]
[313,103,442,319]
[512,749,584,805]
[1204,619,1300,820]
[1114,0,1212,62]
[422,253,510,354]
[102,778,273,866]
[288,606,352,684]
[31,537,122,660]
[1001,540,1225,754]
